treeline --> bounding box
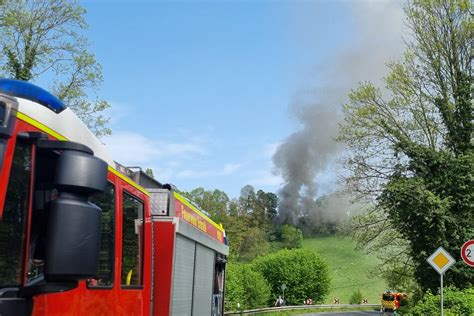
[180,185,304,262]
[179,185,353,262]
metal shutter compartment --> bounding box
[192,244,215,316]
[172,235,196,316]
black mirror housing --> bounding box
[45,197,101,281]
[39,141,108,282]
[54,150,108,194]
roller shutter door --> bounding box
[192,244,214,315]
[171,235,196,316]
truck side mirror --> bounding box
[38,140,108,282]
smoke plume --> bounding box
[297,191,362,236]
[273,1,405,224]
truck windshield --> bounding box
[0,141,31,288]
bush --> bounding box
[224,263,271,311]
[349,289,363,304]
[252,248,330,306]
[280,224,303,249]
[407,286,474,316]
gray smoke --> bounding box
[273,1,405,224]
[298,191,360,236]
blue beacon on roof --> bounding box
[0,78,66,113]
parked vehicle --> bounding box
[380,290,408,316]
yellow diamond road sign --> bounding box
[427,247,455,274]
[433,253,449,268]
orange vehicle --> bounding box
[0,79,228,315]
[380,290,408,316]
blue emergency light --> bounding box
[0,78,66,113]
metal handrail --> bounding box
[225,303,380,315]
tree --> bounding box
[253,249,330,305]
[180,187,230,225]
[245,190,278,233]
[338,0,473,292]
[180,185,280,262]
[223,209,250,261]
[238,227,270,262]
[239,185,256,216]
[145,168,154,178]
[0,0,110,137]
[280,224,303,249]
[255,190,278,227]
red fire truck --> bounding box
[0,78,228,316]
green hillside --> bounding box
[303,236,387,305]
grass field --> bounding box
[303,236,387,305]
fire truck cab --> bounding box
[0,79,228,316]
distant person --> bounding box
[275,296,284,307]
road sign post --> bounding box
[280,284,287,303]
[440,273,443,316]
[427,247,455,316]
[461,240,474,267]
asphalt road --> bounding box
[300,311,380,316]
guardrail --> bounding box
[225,303,380,315]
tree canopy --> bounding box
[339,0,473,292]
[0,0,110,137]
[181,185,282,262]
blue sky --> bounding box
[81,0,404,198]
